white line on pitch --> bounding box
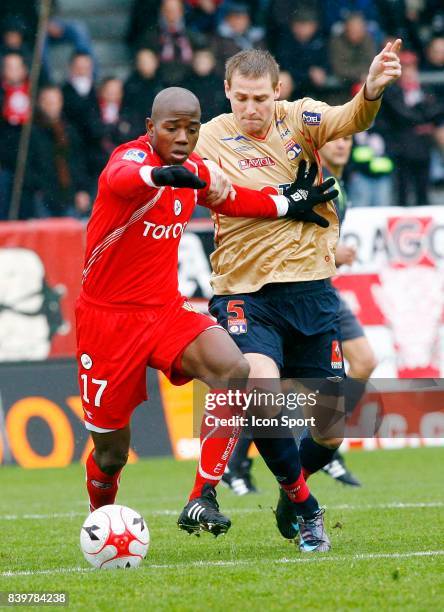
[2,550,444,577]
[0,501,442,521]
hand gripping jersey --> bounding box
[195,86,381,295]
[81,135,283,308]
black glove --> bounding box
[151,165,207,189]
[283,160,339,228]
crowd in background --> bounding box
[0,0,443,220]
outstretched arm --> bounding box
[201,161,338,227]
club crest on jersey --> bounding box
[122,149,147,163]
[239,156,276,170]
[80,353,93,370]
[174,199,182,216]
[302,111,322,125]
[228,317,248,334]
[284,139,303,161]
[331,340,343,370]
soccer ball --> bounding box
[80,504,150,569]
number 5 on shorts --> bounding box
[80,374,108,407]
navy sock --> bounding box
[299,432,337,475]
[345,377,367,416]
[253,436,302,485]
[228,434,253,472]
[254,436,319,515]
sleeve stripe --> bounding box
[270,195,289,217]
[139,166,157,187]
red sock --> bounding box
[86,450,122,511]
[280,471,310,503]
[189,393,242,500]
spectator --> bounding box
[0,17,33,67]
[132,0,198,86]
[0,0,38,48]
[126,0,161,53]
[0,53,31,219]
[275,10,328,99]
[278,70,296,101]
[62,52,102,185]
[43,0,97,81]
[423,36,444,99]
[381,50,444,206]
[211,2,265,77]
[93,77,129,175]
[266,0,322,52]
[122,48,164,139]
[322,0,380,35]
[62,52,99,136]
[185,0,224,34]
[27,86,91,219]
[347,129,394,207]
[329,12,376,98]
[187,48,227,121]
[375,1,423,53]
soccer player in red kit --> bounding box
[77,87,337,535]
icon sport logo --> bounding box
[331,340,343,370]
[302,111,322,125]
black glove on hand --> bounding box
[284,160,339,228]
[151,165,207,189]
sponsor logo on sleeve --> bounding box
[239,156,276,170]
[302,111,322,125]
[122,149,147,163]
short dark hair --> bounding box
[225,49,280,88]
[69,51,93,64]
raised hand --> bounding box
[152,165,207,189]
[365,38,402,100]
[283,160,338,228]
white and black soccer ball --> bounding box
[80,504,149,569]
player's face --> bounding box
[147,111,201,165]
[319,136,353,169]
[225,72,280,138]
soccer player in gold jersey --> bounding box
[195,41,402,551]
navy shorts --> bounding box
[337,292,364,342]
[209,280,345,379]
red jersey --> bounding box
[81,135,282,307]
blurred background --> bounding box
[0,1,443,468]
[0,0,443,220]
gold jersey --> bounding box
[196,86,381,295]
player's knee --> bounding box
[350,352,378,380]
[95,448,128,475]
[313,436,343,449]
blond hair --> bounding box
[225,50,280,88]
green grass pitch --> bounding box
[1,447,443,611]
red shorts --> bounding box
[75,293,220,432]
